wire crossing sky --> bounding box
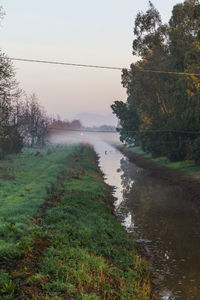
[49,128,200,134]
[1,0,181,125]
[10,57,200,77]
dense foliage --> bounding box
[112,0,200,162]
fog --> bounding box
[48,130,120,147]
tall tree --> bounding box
[112,0,200,161]
[0,51,23,158]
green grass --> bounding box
[120,145,200,178]
[0,144,151,299]
[0,144,75,264]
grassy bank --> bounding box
[0,144,150,300]
[0,145,75,265]
[119,145,200,180]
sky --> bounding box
[1,0,181,124]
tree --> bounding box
[0,7,49,156]
[111,100,140,144]
[19,94,49,147]
[0,51,23,158]
[111,0,200,161]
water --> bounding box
[50,131,200,299]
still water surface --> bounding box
[51,132,200,299]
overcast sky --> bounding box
[1,0,181,120]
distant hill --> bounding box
[75,112,118,127]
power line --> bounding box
[132,69,200,77]
[49,127,200,134]
[124,129,200,134]
[10,57,200,77]
[10,58,123,71]
[49,128,117,133]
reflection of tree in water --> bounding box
[119,157,199,236]
[118,156,200,299]
[118,156,187,258]
[119,157,185,218]
[116,157,147,223]
[119,157,153,220]
[120,157,145,198]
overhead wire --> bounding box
[10,57,200,136]
[49,128,200,134]
[10,58,123,71]
[10,57,200,77]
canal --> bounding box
[50,131,200,299]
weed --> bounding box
[18,236,33,255]
[0,270,11,289]
[26,273,46,283]
[0,280,16,295]
[31,230,47,241]
[76,294,100,300]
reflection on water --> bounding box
[96,144,200,300]
[115,157,200,300]
[49,132,200,299]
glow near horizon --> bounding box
[1,0,181,119]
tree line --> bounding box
[0,53,49,158]
[0,7,49,158]
[112,0,200,163]
[48,117,82,132]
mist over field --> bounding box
[48,130,120,146]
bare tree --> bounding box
[19,94,49,147]
[0,50,23,158]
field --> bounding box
[0,144,150,300]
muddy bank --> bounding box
[118,146,200,206]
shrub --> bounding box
[191,137,200,165]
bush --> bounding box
[167,148,186,162]
[0,270,10,290]
[0,126,23,159]
[191,137,200,165]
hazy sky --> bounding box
[1,0,181,119]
